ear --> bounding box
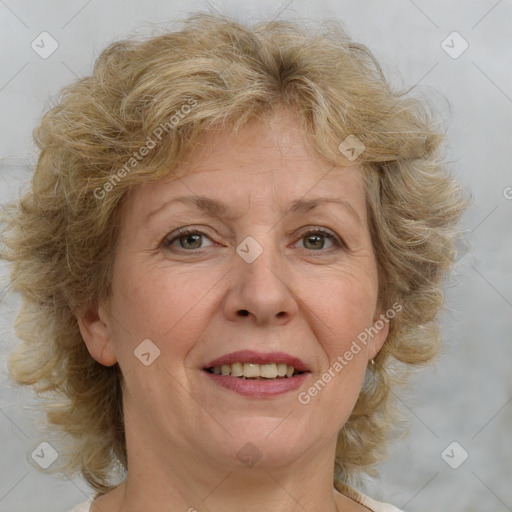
[76,302,118,366]
[368,311,390,361]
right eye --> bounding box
[163,227,216,251]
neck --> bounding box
[121,470,340,512]
[110,429,342,512]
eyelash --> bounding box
[162,226,345,253]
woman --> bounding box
[2,11,468,512]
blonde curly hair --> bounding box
[1,11,468,497]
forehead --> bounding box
[181,109,354,180]
[126,109,367,222]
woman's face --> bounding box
[82,109,388,474]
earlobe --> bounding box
[76,302,118,367]
[369,313,390,361]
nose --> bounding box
[223,236,298,326]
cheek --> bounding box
[305,268,378,358]
[108,259,217,367]
[300,277,375,421]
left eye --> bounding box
[294,228,341,251]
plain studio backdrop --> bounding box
[0,1,511,511]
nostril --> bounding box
[239,310,249,316]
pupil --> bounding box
[305,234,323,250]
[181,234,201,249]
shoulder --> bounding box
[337,484,404,512]
[66,501,92,512]
[357,492,404,512]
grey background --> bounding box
[0,1,511,511]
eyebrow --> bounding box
[145,195,362,225]
[288,197,362,224]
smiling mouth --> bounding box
[205,362,306,380]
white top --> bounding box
[67,503,91,512]
[359,493,404,511]
[67,493,403,511]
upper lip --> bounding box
[203,350,310,372]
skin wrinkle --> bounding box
[83,112,385,512]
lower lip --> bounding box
[203,371,309,398]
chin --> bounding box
[216,425,311,469]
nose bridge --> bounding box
[238,227,284,290]
[228,226,297,323]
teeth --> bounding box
[208,362,300,379]
[277,363,287,377]
[231,362,243,377]
[260,363,278,379]
[243,363,260,378]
